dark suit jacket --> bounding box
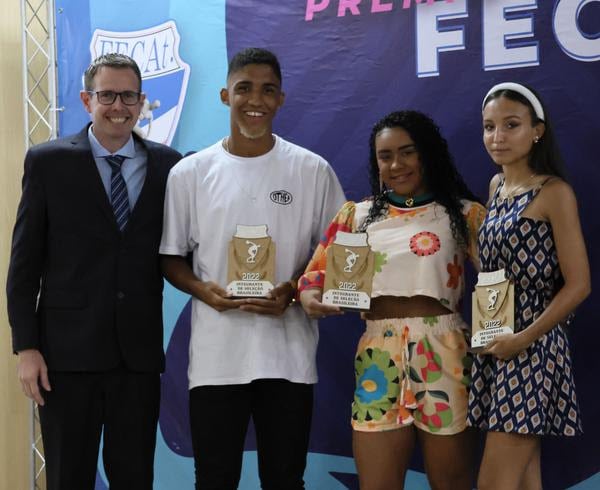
[6,125,182,372]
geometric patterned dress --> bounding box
[467,179,582,436]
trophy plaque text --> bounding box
[227,224,275,297]
[471,269,515,348]
[322,231,374,310]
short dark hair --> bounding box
[483,85,566,179]
[227,48,282,85]
[83,53,142,92]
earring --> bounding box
[534,136,540,143]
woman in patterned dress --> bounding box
[298,111,485,490]
[469,83,591,490]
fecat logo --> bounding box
[90,21,190,145]
[270,190,293,205]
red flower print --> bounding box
[446,254,463,289]
[414,390,453,432]
[415,338,442,383]
[409,231,441,257]
[416,401,452,430]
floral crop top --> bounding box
[299,199,485,312]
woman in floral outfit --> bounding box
[299,111,485,490]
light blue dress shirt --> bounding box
[88,126,147,209]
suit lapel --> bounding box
[124,136,160,235]
[69,126,121,232]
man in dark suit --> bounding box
[6,53,181,490]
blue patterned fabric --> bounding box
[105,155,130,231]
[468,179,582,435]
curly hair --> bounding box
[359,111,480,250]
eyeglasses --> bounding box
[87,90,142,106]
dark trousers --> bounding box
[38,368,160,490]
[190,379,313,490]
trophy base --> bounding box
[322,289,371,310]
[471,325,513,348]
[227,280,274,297]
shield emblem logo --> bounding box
[475,280,510,320]
[90,21,190,145]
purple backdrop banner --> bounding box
[224,2,600,488]
[55,1,599,488]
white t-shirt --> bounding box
[160,135,346,388]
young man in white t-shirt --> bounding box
[160,48,345,490]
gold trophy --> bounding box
[226,224,275,297]
[322,231,374,310]
[471,269,515,348]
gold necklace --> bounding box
[499,174,537,201]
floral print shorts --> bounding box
[351,313,471,435]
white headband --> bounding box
[482,82,545,122]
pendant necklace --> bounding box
[499,174,537,202]
[386,191,435,208]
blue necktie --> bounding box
[105,155,130,231]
